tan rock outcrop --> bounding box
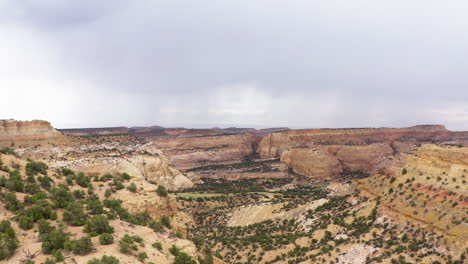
[152,134,256,171]
[18,142,193,190]
[0,119,65,146]
[281,148,342,179]
[280,143,402,179]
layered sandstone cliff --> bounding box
[281,143,405,179]
[151,134,257,171]
[258,125,458,159]
[0,120,65,146]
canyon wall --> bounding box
[259,125,468,180]
[0,119,65,146]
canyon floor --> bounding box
[0,120,466,264]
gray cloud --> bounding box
[1,0,468,129]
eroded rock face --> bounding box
[258,125,468,180]
[18,142,193,190]
[258,125,458,159]
[280,143,403,179]
[0,120,65,146]
[281,148,342,179]
[151,134,257,171]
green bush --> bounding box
[0,220,18,260]
[99,233,114,245]
[26,160,48,176]
[76,173,91,188]
[138,252,148,262]
[87,199,104,215]
[0,147,17,156]
[84,215,114,235]
[61,168,75,176]
[127,182,137,193]
[156,185,168,197]
[63,202,88,226]
[37,220,54,236]
[3,192,23,212]
[41,229,70,254]
[17,215,34,230]
[152,242,162,250]
[174,252,197,264]
[50,185,75,208]
[161,216,171,229]
[6,169,24,192]
[119,234,138,255]
[88,255,120,264]
[73,236,93,255]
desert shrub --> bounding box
[41,229,70,254]
[87,199,104,215]
[174,252,197,264]
[99,174,113,182]
[17,215,34,230]
[22,201,54,222]
[0,147,17,156]
[104,189,113,198]
[61,168,75,176]
[402,168,407,175]
[99,233,114,245]
[52,250,65,262]
[84,215,114,236]
[88,255,120,264]
[63,202,88,226]
[121,173,131,180]
[169,244,180,256]
[119,234,139,254]
[37,175,54,189]
[73,190,86,199]
[3,192,23,212]
[26,160,48,176]
[156,185,168,197]
[127,182,137,193]
[6,169,24,192]
[73,236,93,255]
[76,173,91,188]
[0,220,18,260]
[149,221,164,232]
[152,242,162,250]
[44,257,56,264]
[50,185,75,208]
[161,216,171,228]
[38,219,54,235]
[126,212,151,226]
[138,252,148,262]
[25,182,41,194]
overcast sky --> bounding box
[1,0,467,130]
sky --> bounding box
[1,0,468,130]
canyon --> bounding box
[0,119,466,264]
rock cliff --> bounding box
[0,120,65,146]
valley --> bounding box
[0,120,466,264]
